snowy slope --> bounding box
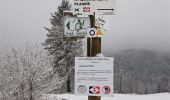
[42,93,170,100]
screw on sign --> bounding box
[83,7,90,12]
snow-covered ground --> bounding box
[42,93,170,100]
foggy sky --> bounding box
[102,0,170,53]
[0,0,2,39]
[0,0,60,44]
[0,0,170,53]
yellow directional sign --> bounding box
[96,29,103,36]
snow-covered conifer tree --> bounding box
[43,0,84,92]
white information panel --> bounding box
[75,57,114,97]
[71,0,116,15]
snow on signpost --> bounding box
[75,57,114,97]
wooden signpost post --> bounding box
[64,1,115,100]
[87,14,101,100]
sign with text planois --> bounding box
[64,17,90,37]
[75,57,114,97]
[71,0,116,16]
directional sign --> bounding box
[75,57,114,97]
[66,21,70,30]
[71,0,116,15]
[95,14,108,31]
[64,17,90,37]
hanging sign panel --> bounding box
[75,57,114,97]
[95,14,108,31]
[71,0,116,15]
[64,17,90,37]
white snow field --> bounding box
[42,93,170,100]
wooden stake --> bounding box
[87,15,101,100]
[88,96,101,100]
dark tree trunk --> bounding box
[119,73,123,93]
[29,77,33,100]
[66,76,71,92]
[157,83,161,93]
[29,84,33,100]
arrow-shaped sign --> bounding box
[97,9,114,11]
[66,21,70,30]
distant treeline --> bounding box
[114,49,170,94]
